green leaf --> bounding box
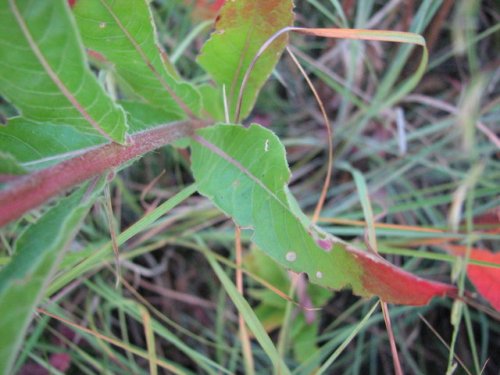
[73,0,201,117]
[0,180,105,375]
[197,0,294,121]
[0,151,27,175]
[0,117,106,168]
[119,101,183,133]
[205,252,291,374]
[198,84,226,122]
[0,103,179,169]
[0,0,127,143]
[191,124,456,305]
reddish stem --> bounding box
[0,120,208,227]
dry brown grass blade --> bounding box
[37,308,185,374]
[285,46,333,223]
[235,226,255,375]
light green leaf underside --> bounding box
[0,180,105,375]
[73,0,201,117]
[198,84,226,122]
[197,0,294,121]
[0,117,106,168]
[0,102,181,169]
[191,124,365,293]
[0,0,127,143]
[191,124,454,305]
[120,101,183,132]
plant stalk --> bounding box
[0,120,209,227]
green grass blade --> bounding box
[0,180,105,375]
[205,252,291,374]
[317,301,380,374]
[47,184,197,295]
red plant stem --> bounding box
[0,120,208,227]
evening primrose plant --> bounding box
[1,0,498,374]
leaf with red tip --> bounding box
[197,0,294,121]
[189,0,226,20]
[191,124,456,306]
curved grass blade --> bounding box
[237,27,428,122]
[0,0,127,143]
[292,28,428,108]
[191,124,456,305]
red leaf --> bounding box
[468,249,500,311]
[50,353,71,372]
[447,245,500,311]
[211,0,226,12]
[354,249,456,305]
[68,0,77,8]
[473,207,499,225]
[189,0,226,20]
[472,207,500,233]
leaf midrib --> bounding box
[97,0,193,117]
[9,0,113,141]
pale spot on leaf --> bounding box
[286,251,297,262]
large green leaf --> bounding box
[73,0,201,117]
[197,0,294,121]
[0,118,106,168]
[0,0,127,143]
[0,180,104,375]
[191,124,456,305]
[0,102,180,169]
